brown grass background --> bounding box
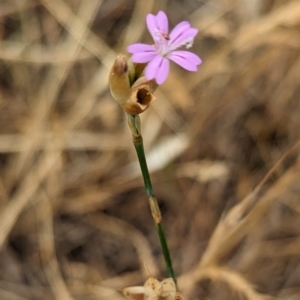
[0,0,300,299]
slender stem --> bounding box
[134,141,154,197]
[156,223,175,280]
[128,114,177,285]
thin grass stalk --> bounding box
[128,114,176,285]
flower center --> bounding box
[153,30,170,56]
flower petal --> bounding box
[131,52,158,63]
[169,24,198,50]
[145,55,170,84]
[169,21,190,42]
[127,43,157,63]
[146,13,158,41]
[156,11,168,34]
[168,51,202,71]
[156,58,169,84]
[147,11,169,43]
[127,43,156,54]
[171,51,202,65]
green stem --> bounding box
[128,114,176,285]
[134,141,154,197]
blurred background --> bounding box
[0,0,300,299]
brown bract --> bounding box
[121,77,156,115]
[109,54,131,106]
[109,54,155,115]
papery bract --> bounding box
[109,54,155,115]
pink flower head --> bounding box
[127,11,202,85]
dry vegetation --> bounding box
[0,0,300,299]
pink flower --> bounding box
[127,11,202,85]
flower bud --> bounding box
[109,54,133,105]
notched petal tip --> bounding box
[156,11,168,33]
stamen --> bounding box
[161,32,170,40]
